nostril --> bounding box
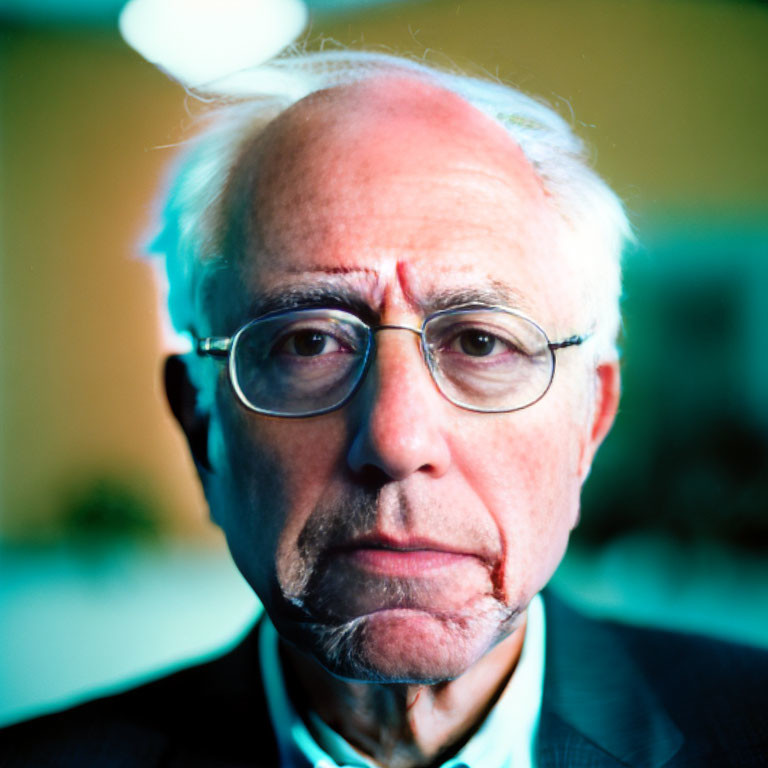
[351,464,392,492]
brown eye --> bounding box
[458,331,499,357]
[290,331,330,356]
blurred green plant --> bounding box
[59,475,160,540]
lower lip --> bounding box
[341,548,477,578]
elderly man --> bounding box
[2,51,766,767]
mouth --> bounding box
[330,535,490,579]
[299,532,499,621]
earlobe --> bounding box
[164,355,212,474]
[579,359,621,480]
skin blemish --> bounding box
[405,687,423,712]
[490,557,508,606]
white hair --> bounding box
[149,49,632,409]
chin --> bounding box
[301,600,517,684]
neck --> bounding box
[281,617,527,768]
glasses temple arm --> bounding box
[196,337,232,358]
[549,333,591,351]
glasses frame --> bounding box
[195,305,590,418]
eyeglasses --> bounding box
[195,306,589,418]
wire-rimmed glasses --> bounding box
[195,306,590,417]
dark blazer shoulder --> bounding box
[0,621,276,768]
[613,609,768,765]
[541,591,768,767]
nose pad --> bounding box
[346,330,451,481]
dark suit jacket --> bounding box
[2,592,767,767]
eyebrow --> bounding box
[244,280,531,325]
[422,284,530,314]
[246,284,379,324]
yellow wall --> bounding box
[319,0,768,214]
[1,0,766,539]
[0,29,207,537]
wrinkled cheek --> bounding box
[472,421,582,608]
[208,398,291,601]
[501,472,580,606]
[211,391,350,607]
[259,419,350,599]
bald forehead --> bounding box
[278,75,515,149]
[253,75,545,200]
[208,74,581,334]
[224,76,551,263]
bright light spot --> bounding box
[119,0,308,89]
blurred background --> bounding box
[1,0,767,726]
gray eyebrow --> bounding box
[421,284,530,315]
[246,284,377,323]
[242,281,530,325]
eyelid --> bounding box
[426,316,521,341]
[276,332,342,356]
[425,314,538,359]
[269,316,366,354]
[251,300,379,328]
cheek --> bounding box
[209,391,349,601]
[451,405,584,605]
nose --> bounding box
[346,329,452,481]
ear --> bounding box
[164,355,212,474]
[579,359,620,481]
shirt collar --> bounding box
[259,594,546,768]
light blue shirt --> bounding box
[259,594,545,768]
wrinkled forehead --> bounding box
[242,75,549,239]
[214,75,580,331]
[255,75,544,184]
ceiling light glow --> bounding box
[119,0,308,89]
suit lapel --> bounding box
[185,598,683,768]
[538,592,684,768]
[538,709,629,768]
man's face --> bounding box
[197,78,616,683]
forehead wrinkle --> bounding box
[245,76,548,238]
[282,265,381,277]
[243,269,536,322]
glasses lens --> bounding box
[231,309,371,416]
[423,309,554,412]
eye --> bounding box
[279,329,343,357]
[455,330,506,357]
[426,314,536,365]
